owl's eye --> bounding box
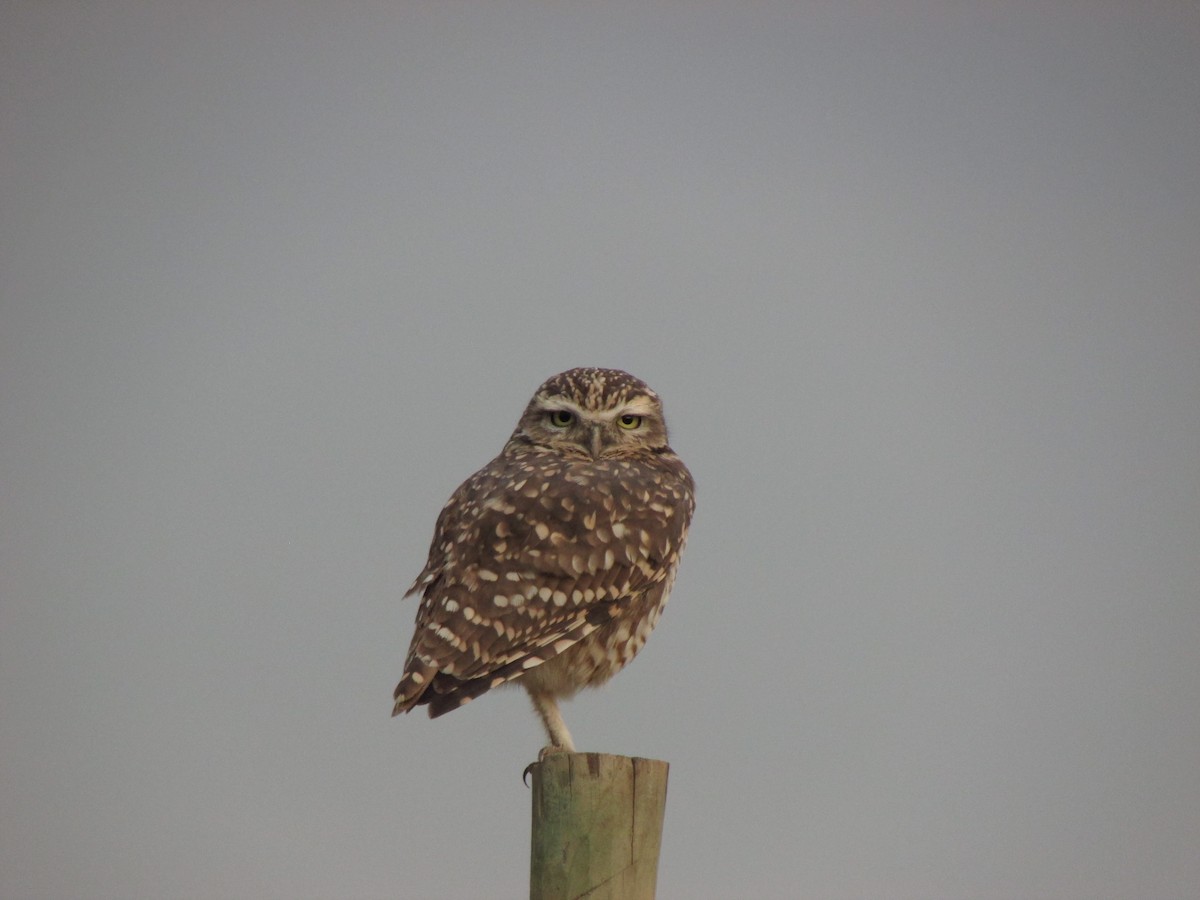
[548,410,574,428]
[617,414,643,430]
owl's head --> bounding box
[510,367,671,459]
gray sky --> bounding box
[2,3,1198,898]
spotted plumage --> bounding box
[392,367,695,752]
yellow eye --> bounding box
[617,414,642,430]
[548,410,574,428]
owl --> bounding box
[392,367,695,754]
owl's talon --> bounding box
[522,744,568,786]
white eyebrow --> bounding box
[579,398,658,423]
[615,396,658,416]
[533,395,657,421]
[534,397,587,416]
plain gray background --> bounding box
[2,3,1198,898]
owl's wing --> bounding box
[392,453,692,717]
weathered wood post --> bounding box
[529,753,669,900]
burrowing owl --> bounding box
[392,367,694,753]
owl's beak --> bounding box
[589,425,604,458]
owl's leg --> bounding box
[527,688,576,754]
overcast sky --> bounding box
[2,3,1198,899]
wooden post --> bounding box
[529,753,669,900]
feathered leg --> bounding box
[526,688,576,754]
